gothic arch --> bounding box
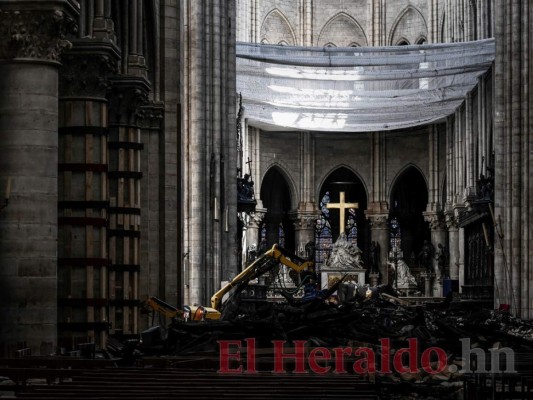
[260,9,297,46]
[317,164,368,202]
[316,166,369,261]
[389,6,428,46]
[388,165,430,265]
[388,163,428,200]
[396,37,411,46]
[317,12,368,47]
[260,165,296,251]
[261,162,299,209]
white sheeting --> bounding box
[236,39,495,132]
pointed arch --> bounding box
[315,165,369,266]
[388,165,430,268]
[389,6,428,46]
[260,165,296,252]
[388,163,428,200]
[260,9,297,46]
[317,164,369,202]
[261,162,299,209]
[317,12,368,47]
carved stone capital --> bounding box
[290,211,320,231]
[138,103,165,130]
[247,208,267,229]
[444,212,459,230]
[109,76,151,125]
[423,212,446,231]
[366,213,389,229]
[59,40,120,98]
[0,6,78,62]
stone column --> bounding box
[290,211,319,257]
[138,103,164,331]
[424,212,447,297]
[445,212,460,281]
[107,77,150,336]
[494,0,532,318]
[181,0,237,305]
[0,3,77,356]
[57,39,119,349]
[246,209,267,254]
[366,213,390,284]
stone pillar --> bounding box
[0,3,77,356]
[290,210,319,257]
[366,213,390,284]
[446,212,460,281]
[494,0,532,318]
[181,0,237,305]
[107,77,150,336]
[138,103,164,331]
[246,208,267,254]
[424,212,447,297]
[57,39,119,349]
[161,1,179,306]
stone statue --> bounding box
[305,241,315,261]
[389,258,418,289]
[435,243,447,277]
[325,232,364,270]
[237,173,255,201]
[369,241,379,272]
[418,239,435,273]
[247,244,257,263]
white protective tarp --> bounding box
[236,39,495,132]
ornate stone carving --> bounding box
[445,212,459,230]
[138,103,164,129]
[248,210,266,229]
[290,211,320,230]
[59,47,118,98]
[0,9,77,61]
[108,77,151,125]
[423,212,446,231]
[367,214,388,229]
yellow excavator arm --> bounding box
[145,245,314,322]
[210,244,314,310]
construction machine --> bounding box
[145,244,318,322]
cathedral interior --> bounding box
[0,1,532,394]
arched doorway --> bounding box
[389,166,429,269]
[316,167,368,268]
[260,167,295,252]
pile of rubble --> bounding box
[108,290,533,400]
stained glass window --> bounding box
[346,208,358,246]
[390,217,401,250]
[315,192,333,267]
[278,222,285,248]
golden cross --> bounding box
[326,191,358,234]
